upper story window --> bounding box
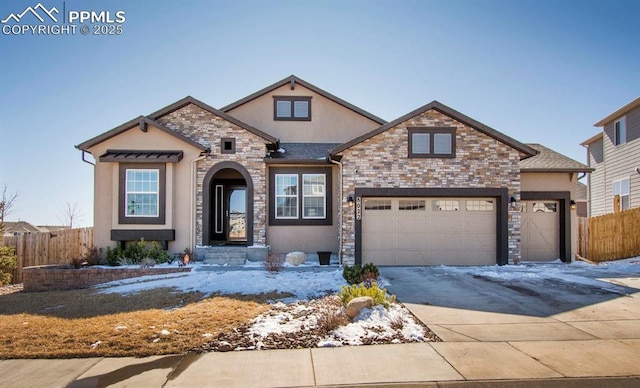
[273,96,312,121]
[408,127,456,158]
[614,117,626,146]
[613,178,630,212]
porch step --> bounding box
[195,246,246,266]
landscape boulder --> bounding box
[346,296,374,319]
[285,251,306,266]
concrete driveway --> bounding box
[381,265,640,336]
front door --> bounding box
[211,180,247,243]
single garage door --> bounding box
[521,200,559,261]
[362,197,496,266]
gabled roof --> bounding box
[519,143,593,173]
[330,101,538,157]
[148,96,279,144]
[76,116,207,152]
[594,96,640,127]
[3,221,44,235]
[580,132,603,146]
[220,75,387,125]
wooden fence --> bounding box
[578,207,640,262]
[2,227,93,283]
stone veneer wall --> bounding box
[22,265,191,292]
[156,104,269,246]
[337,109,523,264]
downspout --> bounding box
[190,150,209,253]
[80,150,95,166]
[329,156,343,266]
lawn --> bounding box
[0,286,271,359]
[0,265,436,359]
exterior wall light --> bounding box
[510,196,517,204]
[347,194,355,207]
[570,200,577,210]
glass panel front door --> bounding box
[228,188,246,241]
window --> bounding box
[269,167,332,225]
[302,174,326,218]
[221,138,236,154]
[613,178,630,211]
[532,202,557,213]
[126,169,159,217]
[466,200,495,211]
[614,117,626,146]
[273,96,312,121]
[365,199,392,210]
[399,200,426,210]
[433,200,460,211]
[118,163,166,224]
[408,127,456,158]
[275,174,298,219]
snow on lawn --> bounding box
[96,265,348,300]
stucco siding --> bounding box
[266,165,339,254]
[87,124,203,253]
[226,84,380,143]
[337,108,523,263]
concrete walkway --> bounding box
[3,271,640,387]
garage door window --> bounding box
[364,199,392,210]
[433,200,460,211]
[466,200,494,211]
[399,200,426,210]
[532,202,557,213]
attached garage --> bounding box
[362,197,497,266]
[520,200,560,261]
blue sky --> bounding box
[1,0,638,226]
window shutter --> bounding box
[276,100,291,118]
[412,133,430,154]
[433,133,452,154]
[293,100,309,118]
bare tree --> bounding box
[0,185,19,224]
[59,202,83,229]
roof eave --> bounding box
[594,96,640,127]
[148,96,279,144]
[221,75,387,125]
[580,132,604,146]
[264,158,331,165]
[520,168,595,173]
[330,101,538,157]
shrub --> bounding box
[70,246,103,268]
[314,296,349,335]
[338,282,396,308]
[342,263,380,285]
[105,239,170,266]
[262,254,284,273]
[0,245,17,286]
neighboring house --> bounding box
[582,97,640,216]
[2,221,44,236]
[575,182,588,218]
[77,75,590,266]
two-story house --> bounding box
[77,75,590,266]
[581,97,640,216]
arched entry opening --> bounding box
[202,162,254,246]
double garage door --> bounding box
[362,197,496,266]
[362,197,561,265]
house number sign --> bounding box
[356,196,362,220]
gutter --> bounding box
[190,149,209,252]
[328,155,343,266]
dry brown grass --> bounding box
[0,287,275,359]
